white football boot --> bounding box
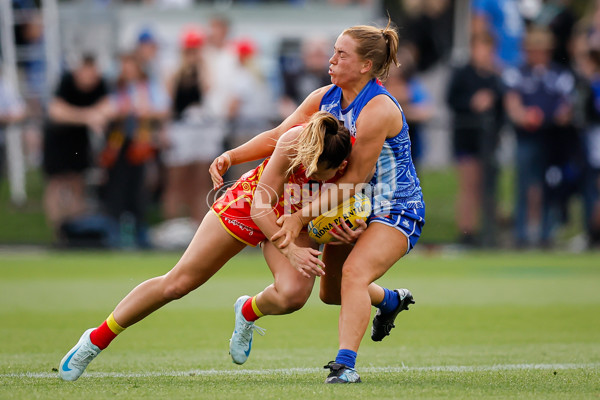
[229,295,265,365]
[59,328,101,381]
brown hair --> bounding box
[342,19,400,81]
[287,111,351,177]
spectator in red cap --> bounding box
[182,28,204,50]
[235,39,255,60]
[226,38,275,180]
[160,27,213,231]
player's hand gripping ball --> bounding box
[307,193,372,244]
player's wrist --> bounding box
[295,210,311,226]
[224,150,236,166]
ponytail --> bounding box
[286,111,351,177]
[380,19,400,81]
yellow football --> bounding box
[307,193,372,244]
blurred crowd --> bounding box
[120,0,374,5]
[1,0,600,250]
[88,0,375,6]
[449,0,600,249]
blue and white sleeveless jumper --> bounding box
[320,79,425,250]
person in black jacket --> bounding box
[43,55,111,235]
[446,32,505,246]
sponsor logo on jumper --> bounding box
[222,216,254,235]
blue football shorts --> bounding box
[367,207,425,254]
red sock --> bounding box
[89,321,118,350]
[241,296,263,322]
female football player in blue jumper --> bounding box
[211,22,424,383]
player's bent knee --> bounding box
[162,279,195,301]
[162,285,188,301]
[278,288,310,312]
[281,295,308,312]
[341,264,371,288]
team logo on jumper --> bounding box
[207,180,280,221]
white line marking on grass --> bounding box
[3,363,599,379]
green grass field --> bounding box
[1,249,599,399]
